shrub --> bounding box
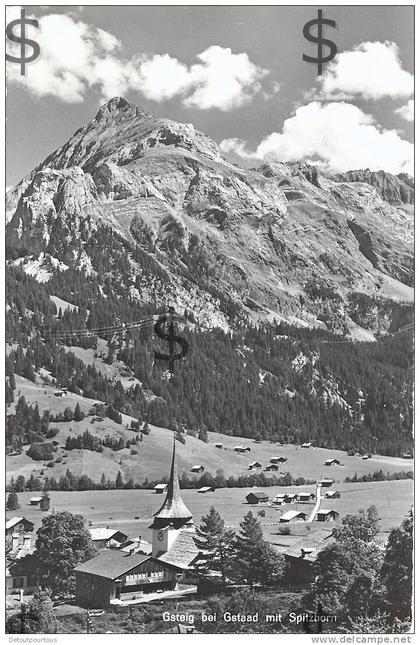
[46,461,54,468]
[27,443,56,461]
[279,525,291,535]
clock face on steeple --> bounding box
[157,530,164,542]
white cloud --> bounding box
[183,46,268,111]
[319,41,413,100]
[6,11,272,109]
[395,99,414,122]
[220,101,413,175]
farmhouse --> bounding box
[283,529,332,582]
[301,442,313,448]
[320,479,334,488]
[120,537,152,555]
[246,491,269,505]
[324,458,341,466]
[297,492,315,502]
[317,510,340,522]
[265,464,279,472]
[279,510,307,523]
[29,496,43,506]
[324,490,341,499]
[75,437,199,607]
[155,484,168,494]
[89,528,128,550]
[234,446,251,453]
[190,465,205,473]
[248,461,262,471]
[6,518,38,595]
[6,517,34,553]
[197,486,215,494]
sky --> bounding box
[6,5,414,186]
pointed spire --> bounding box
[150,434,193,529]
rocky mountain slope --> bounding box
[7,97,414,336]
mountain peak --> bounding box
[94,96,151,122]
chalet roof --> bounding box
[246,491,269,499]
[284,529,332,561]
[74,550,152,580]
[301,442,313,447]
[197,486,214,493]
[298,492,314,497]
[155,484,168,490]
[120,538,153,555]
[280,510,307,521]
[159,530,199,570]
[6,517,33,530]
[30,496,43,502]
[89,528,127,542]
[317,509,338,516]
[151,436,193,529]
[325,458,340,464]
[324,490,339,497]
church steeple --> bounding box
[150,434,193,530]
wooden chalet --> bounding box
[246,491,269,505]
[283,529,332,582]
[279,510,307,523]
[324,458,341,466]
[316,510,340,522]
[154,484,168,494]
[265,464,279,471]
[89,528,128,550]
[248,461,262,471]
[190,465,205,473]
[197,486,215,494]
[324,490,341,499]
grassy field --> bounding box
[7,479,412,548]
[7,376,414,487]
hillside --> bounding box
[5,97,414,468]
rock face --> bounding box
[6,97,414,336]
[332,169,414,205]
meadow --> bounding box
[8,479,412,547]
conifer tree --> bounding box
[40,493,51,512]
[194,506,235,588]
[233,512,283,589]
[7,490,20,511]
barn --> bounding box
[320,478,334,488]
[279,510,307,523]
[190,465,205,473]
[324,490,341,499]
[324,458,341,466]
[154,484,168,494]
[317,510,340,522]
[29,497,43,506]
[197,486,215,494]
[248,461,262,471]
[301,442,313,448]
[297,492,315,502]
[89,528,128,550]
[214,443,223,449]
[246,491,269,505]
[265,464,279,471]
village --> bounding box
[6,433,413,616]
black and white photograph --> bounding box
[4,2,414,637]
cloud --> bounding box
[395,99,414,122]
[220,101,413,175]
[319,41,413,100]
[6,11,272,109]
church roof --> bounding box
[150,435,192,528]
[159,530,199,570]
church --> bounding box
[74,438,199,607]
